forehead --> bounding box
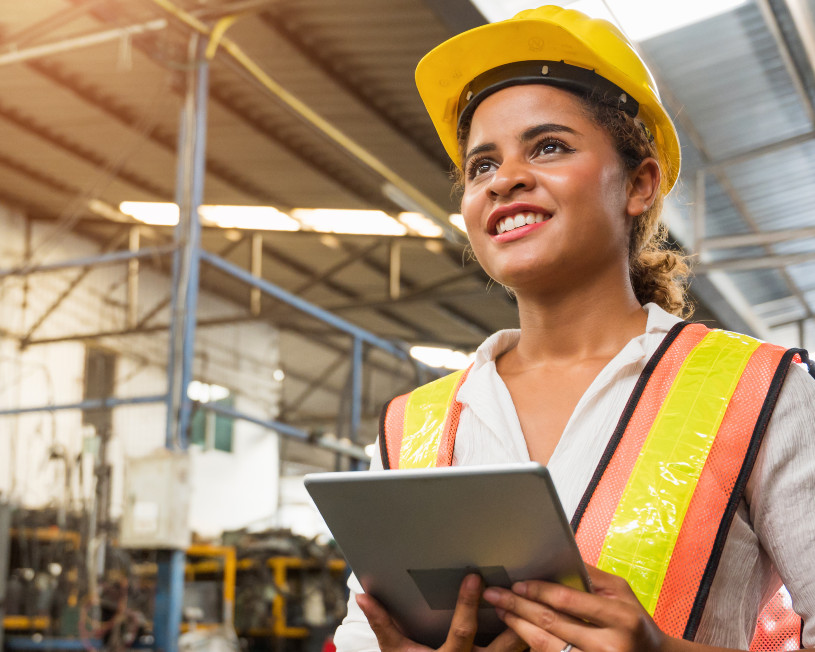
[466,84,594,142]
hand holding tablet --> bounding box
[305,463,590,647]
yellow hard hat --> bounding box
[415,5,681,192]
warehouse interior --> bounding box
[0,0,814,650]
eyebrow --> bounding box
[520,123,578,142]
[464,123,580,166]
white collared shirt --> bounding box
[334,304,815,650]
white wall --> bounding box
[0,203,287,537]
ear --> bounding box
[625,157,661,217]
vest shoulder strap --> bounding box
[379,366,471,469]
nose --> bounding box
[488,158,535,198]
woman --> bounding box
[334,6,815,652]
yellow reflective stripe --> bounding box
[597,330,761,614]
[400,369,466,469]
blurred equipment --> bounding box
[120,450,192,549]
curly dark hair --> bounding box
[454,89,692,317]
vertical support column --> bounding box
[127,225,140,328]
[389,241,401,300]
[350,336,363,471]
[165,35,209,450]
[158,35,209,652]
[154,549,186,652]
[694,170,706,256]
[250,232,263,316]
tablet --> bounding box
[304,462,590,647]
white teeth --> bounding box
[496,212,548,234]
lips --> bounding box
[496,211,548,234]
[488,204,552,235]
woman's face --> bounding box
[460,84,641,297]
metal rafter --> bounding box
[293,239,384,297]
[258,8,450,171]
[258,240,438,340]
[337,240,494,337]
[19,226,131,346]
[650,78,815,322]
[26,58,291,206]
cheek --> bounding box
[460,189,482,235]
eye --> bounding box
[466,156,496,180]
[534,138,573,157]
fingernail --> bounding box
[482,588,499,602]
[465,573,482,590]
[495,607,506,619]
[512,582,527,596]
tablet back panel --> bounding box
[305,463,588,647]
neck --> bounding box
[510,279,647,368]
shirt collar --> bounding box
[468,302,682,373]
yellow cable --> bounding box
[206,15,239,60]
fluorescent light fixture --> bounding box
[187,380,230,403]
[449,214,467,234]
[398,212,445,237]
[198,205,300,231]
[469,0,748,41]
[120,201,179,225]
[291,208,407,236]
[410,345,476,370]
[118,202,460,239]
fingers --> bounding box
[356,593,420,652]
[508,577,625,628]
[441,574,483,651]
[484,586,588,650]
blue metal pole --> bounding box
[157,36,209,652]
[201,400,369,461]
[176,38,208,448]
[0,394,167,417]
[199,250,426,365]
[0,245,178,278]
[350,336,363,470]
[154,549,185,652]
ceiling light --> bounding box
[187,380,230,403]
[120,201,179,225]
[198,205,300,231]
[469,0,748,41]
[398,212,445,237]
[291,208,407,236]
[118,202,464,239]
[410,345,475,370]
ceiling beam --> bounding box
[258,8,450,170]
[701,226,815,250]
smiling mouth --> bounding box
[494,212,550,235]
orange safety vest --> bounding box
[379,322,813,648]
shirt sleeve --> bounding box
[748,360,815,647]
[332,441,384,652]
[333,573,380,652]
